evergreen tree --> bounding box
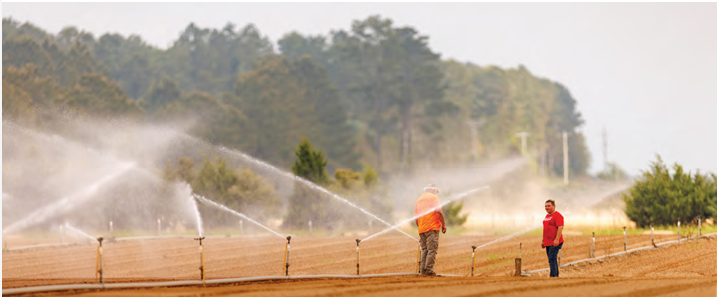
[284,138,336,229]
[623,155,717,227]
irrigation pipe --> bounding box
[525,232,717,274]
[1,273,424,295]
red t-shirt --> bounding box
[543,211,564,247]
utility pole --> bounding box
[562,131,569,185]
[602,127,608,169]
[515,132,530,155]
[466,120,485,160]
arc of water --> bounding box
[188,193,204,237]
[206,143,419,241]
[193,194,285,240]
[362,186,490,242]
[2,162,136,235]
[64,223,97,242]
[474,225,541,250]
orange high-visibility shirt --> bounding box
[415,192,442,234]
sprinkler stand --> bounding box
[194,237,206,285]
[677,219,681,241]
[623,226,627,252]
[698,216,702,236]
[308,221,313,236]
[650,225,654,246]
[416,244,421,274]
[591,232,595,258]
[95,237,104,284]
[284,236,291,276]
[471,245,477,276]
[356,239,361,276]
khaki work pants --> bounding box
[419,230,439,274]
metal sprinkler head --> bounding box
[194,236,205,245]
[471,245,477,251]
[356,239,361,246]
[286,236,291,244]
[97,237,104,246]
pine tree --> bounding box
[284,138,336,229]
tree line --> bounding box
[3,16,590,176]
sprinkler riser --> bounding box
[471,246,477,277]
[356,239,361,276]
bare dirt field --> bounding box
[3,233,715,296]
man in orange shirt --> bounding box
[415,183,446,276]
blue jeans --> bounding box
[545,242,563,277]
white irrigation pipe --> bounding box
[524,232,717,274]
[1,273,423,295]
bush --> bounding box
[623,155,716,227]
[442,201,468,227]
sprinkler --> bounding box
[677,219,681,241]
[282,236,292,276]
[355,239,361,276]
[308,221,313,236]
[623,227,627,252]
[95,237,104,284]
[415,244,421,274]
[194,237,206,285]
[650,225,655,247]
[283,236,292,276]
[471,245,477,276]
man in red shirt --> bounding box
[415,183,446,276]
[542,199,564,277]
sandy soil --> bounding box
[3,234,715,296]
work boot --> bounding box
[424,271,436,276]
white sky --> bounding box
[3,2,716,176]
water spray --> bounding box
[194,194,283,239]
[157,219,161,237]
[2,162,136,235]
[194,237,206,285]
[95,237,104,284]
[283,236,292,276]
[470,245,477,276]
[109,221,114,239]
[64,223,96,244]
[473,225,540,251]
[212,144,417,241]
[355,239,361,276]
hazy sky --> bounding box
[3,2,716,176]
